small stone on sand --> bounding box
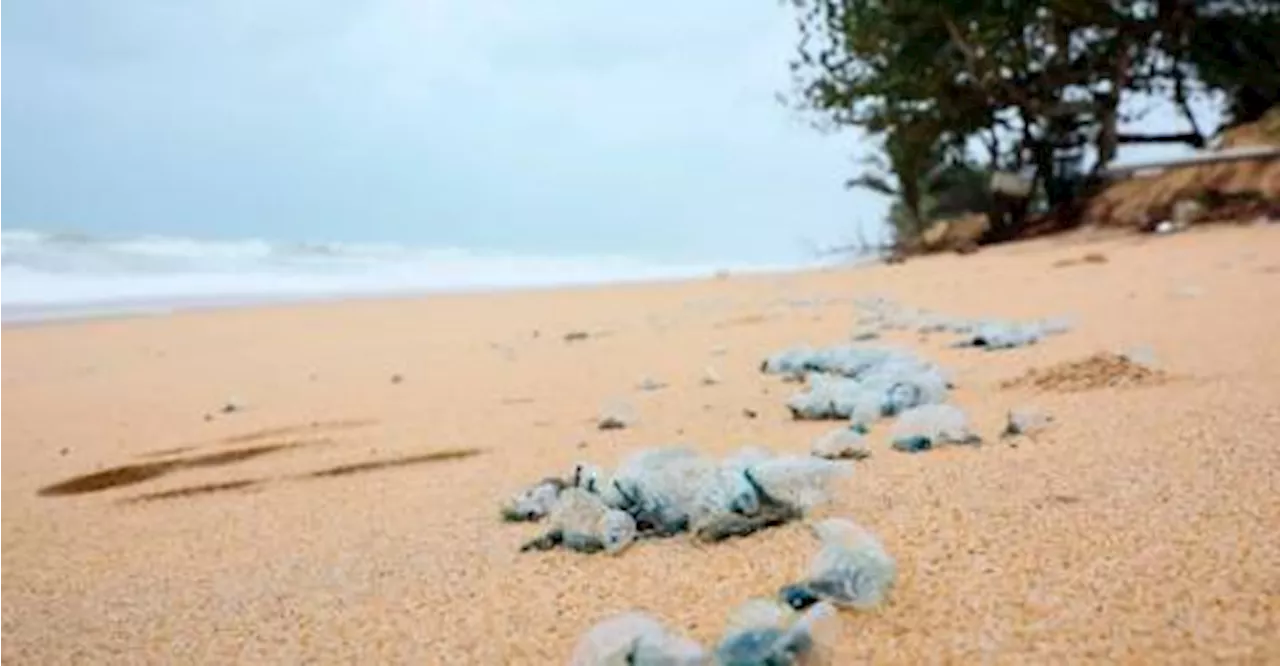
[637,377,667,391]
[598,417,627,430]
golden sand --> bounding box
[4,225,1279,663]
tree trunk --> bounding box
[1095,37,1132,171]
[1172,66,1206,147]
[901,176,924,238]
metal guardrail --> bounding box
[1100,145,1280,179]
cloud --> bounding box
[2,0,880,261]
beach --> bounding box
[3,224,1279,663]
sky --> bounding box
[2,1,885,264]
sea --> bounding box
[1,229,829,324]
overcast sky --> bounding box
[3,1,891,263]
[2,1,1217,265]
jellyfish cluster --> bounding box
[762,345,953,424]
[759,343,981,457]
[501,445,852,555]
[501,449,896,665]
[502,295,1072,664]
[851,296,1072,350]
[568,518,896,666]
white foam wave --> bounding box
[1,229,794,322]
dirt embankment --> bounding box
[1079,109,1280,229]
[906,109,1280,259]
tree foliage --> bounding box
[1185,1,1280,124]
[787,0,1280,244]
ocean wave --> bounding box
[1,229,791,318]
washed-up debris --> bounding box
[760,346,818,377]
[714,598,835,666]
[1001,352,1167,392]
[780,518,896,611]
[702,366,723,386]
[500,477,568,522]
[570,612,708,666]
[951,320,1069,350]
[598,402,636,430]
[742,408,758,419]
[519,487,638,555]
[570,599,834,666]
[1001,408,1054,439]
[763,345,934,380]
[852,299,970,335]
[643,449,847,543]
[957,321,1042,349]
[220,398,245,414]
[598,416,629,430]
[596,446,710,538]
[694,456,850,542]
[851,297,1073,349]
[811,425,871,460]
[785,365,950,423]
[508,446,851,552]
[637,377,668,392]
[564,330,590,342]
[890,404,981,453]
[757,345,952,425]
[390,373,404,384]
[850,328,880,342]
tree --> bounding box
[844,121,947,240]
[1183,1,1280,125]
[847,130,993,245]
[786,0,1280,243]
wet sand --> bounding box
[4,224,1279,663]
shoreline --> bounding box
[0,262,845,328]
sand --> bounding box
[4,224,1279,664]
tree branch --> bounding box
[941,15,1036,111]
[1172,68,1207,148]
[1116,131,1207,146]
